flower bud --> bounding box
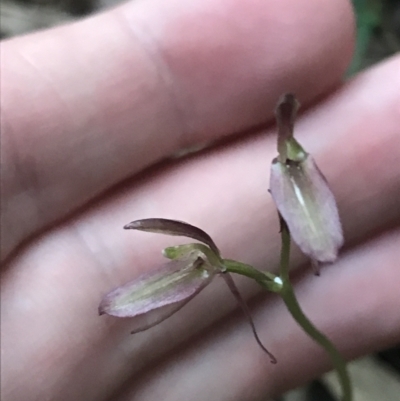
[270,94,343,263]
[270,156,343,262]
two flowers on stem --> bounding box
[99,94,351,400]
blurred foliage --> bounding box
[349,0,382,74]
[349,0,400,75]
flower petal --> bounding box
[126,299,199,334]
[275,93,306,163]
[221,272,276,363]
[270,156,343,262]
[99,252,216,333]
[124,218,220,256]
[275,93,299,144]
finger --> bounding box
[116,228,400,401]
[0,0,354,259]
[2,54,399,401]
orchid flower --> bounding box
[269,93,344,268]
[99,94,352,399]
[100,218,277,363]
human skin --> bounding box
[1,0,400,400]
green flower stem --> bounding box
[278,218,352,401]
[223,259,282,292]
[165,235,352,400]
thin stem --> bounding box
[223,259,282,292]
[278,218,352,401]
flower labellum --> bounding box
[99,249,216,333]
[269,94,344,264]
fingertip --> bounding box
[118,0,355,137]
[1,0,355,260]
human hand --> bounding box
[1,0,399,400]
